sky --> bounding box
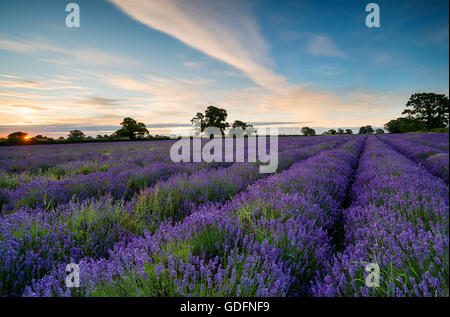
[0,0,448,137]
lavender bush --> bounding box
[311,136,448,296]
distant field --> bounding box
[0,134,448,297]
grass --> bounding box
[65,200,142,257]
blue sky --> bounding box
[0,0,448,137]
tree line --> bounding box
[1,92,447,146]
[301,92,448,136]
[301,126,385,136]
[66,117,152,141]
[1,118,168,146]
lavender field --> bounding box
[0,133,448,297]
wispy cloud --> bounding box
[183,61,203,68]
[306,34,345,57]
[279,30,345,58]
[108,0,286,91]
[314,64,344,76]
[0,79,84,90]
[0,73,22,79]
[0,34,137,66]
[6,104,48,111]
[78,97,123,106]
[105,0,354,122]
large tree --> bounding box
[191,106,229,135]
[402,93,449,130]
[68,130,85,139]
[115,117,149,139]
[301,126,316,136]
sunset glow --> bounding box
[0,0,448,138]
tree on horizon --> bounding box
[115,117,149,140]
[68,130,85,140]
[301,127,316,136]
[191,106,229,136]
[359,125,374,134]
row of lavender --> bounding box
[378,134,449,183]
[22,136,367,296]
[0,136,319,177]
[0,141,173,180]
[0,136,350,296]
[394,133,449,152]
[0,141,176,201]
[312,136,448,296]
[1,136,344,212]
